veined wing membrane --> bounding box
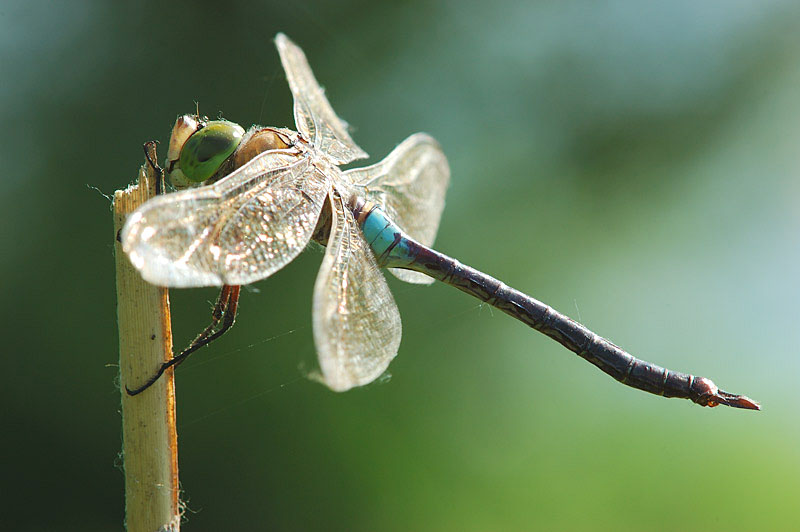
[122,151,329,287]
[275,33,368,165]
[312,187,402,391]
[344,133,450,284]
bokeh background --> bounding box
[2,1,798,530]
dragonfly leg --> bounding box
[179,284,241,361]
[126,284,241,396]
[142,140,165,195]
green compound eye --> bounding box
[179,120,245,183]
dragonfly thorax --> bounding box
[232,126,294,170]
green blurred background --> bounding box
[2,1,798,530]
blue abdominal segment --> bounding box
[359,205,416,269]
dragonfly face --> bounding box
[164,114,202,189]
[122,33,450,391]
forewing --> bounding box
[312,188,402,391]
[122,150,329,287]
[275,33,368,165]
[344,133,450,284]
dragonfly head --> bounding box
[165,114,245,189]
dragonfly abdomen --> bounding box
[350,197,758,409]
[349,197,417,269]
[512,300,700,399]
[435,268,710,403]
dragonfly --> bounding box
[121,33,759,410]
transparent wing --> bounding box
[343,133,450,284]
[122,150,329,287]
[312,187,402,391]
[275,33,368,165]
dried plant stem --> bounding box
[114,144,180,532]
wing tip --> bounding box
[315,363,395,393]
[275,32,300,57]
